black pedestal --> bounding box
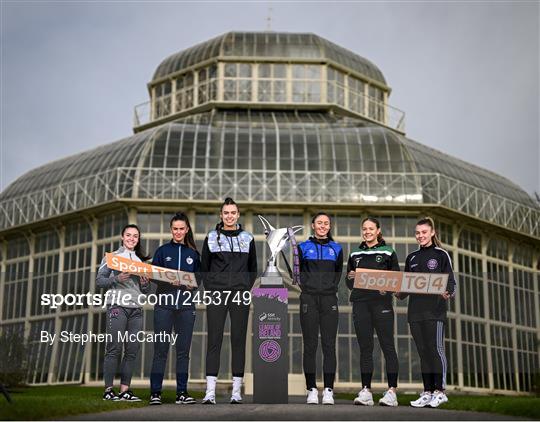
[252,286,289,404]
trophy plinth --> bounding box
[252,215,302,404]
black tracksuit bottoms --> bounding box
[205,301,250,378]
[409,319,447,392]
[300,293,338,389]
[352,300,399,388]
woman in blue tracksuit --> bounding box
[149,212,200,406]
[297,212,343,405]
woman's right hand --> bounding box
[347,270,356,280]
[116,272,131,283]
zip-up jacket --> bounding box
[96,246,149,308]
[345,240,400,303]
[403,243,457,322]
[201,226,258,291]
[152,240,201,309]
[297,237,343,295]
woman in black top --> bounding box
[400,217,456,409]
[200,198,257,405]
[346,217,400,407]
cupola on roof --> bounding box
[152,31,387,86]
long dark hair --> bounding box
[362,217,383,243]
[311,212,334,241]
[170,212,198,251]
[121,224,150,261]
[416,216,441,247]
[216,197,240,240]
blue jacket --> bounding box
[152,240,200,309]
[297,237,343,295]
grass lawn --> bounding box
[0,386,204,421]
[336,392,540,420]
[0,386,538,420]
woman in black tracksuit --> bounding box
[400,217,456,409]
[200,197,257,405]
[346,217,400,407]
[297,212,343,405]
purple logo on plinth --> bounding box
[252,288,288,304]
[259,340,281,362]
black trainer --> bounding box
[118,390,142,402]
[103,387,119,401]
[149,392,162,405]
[176,391,196,404]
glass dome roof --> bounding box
[1,130,154,199]
[152,32,387,86]
[2,110,535,210]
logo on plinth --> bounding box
[259,340,281,363]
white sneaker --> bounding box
[410,391,432,408]
[353,387,374,406]
[306,388,319,404]
[378,389,398,407]
[202,376,217,404]
[202,392,216,405]
[230,376,243,404]
[429,390,448,408]
[322,388,334,405]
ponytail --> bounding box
[416,216,441,247]
[221,197,238,211]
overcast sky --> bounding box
[2,1,539,199]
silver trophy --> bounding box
[258,215,303,286]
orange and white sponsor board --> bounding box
[354,269,448,295]
[106,253,197,289]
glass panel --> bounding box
[259,63,271,78]
[224,63,237,77]
[274,64,286,78]
[238,63,252,77]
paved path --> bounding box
[72,396,527,421]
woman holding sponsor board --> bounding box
[201,197,258,404]
[96,224,151,401]
[346,217,401,406]
[297,212,343,405]
[397,216,456,408]
[148,212,201,405]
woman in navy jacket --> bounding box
[149,212,200,406]
[400,217,456,409]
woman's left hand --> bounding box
[441,291,451,300]
[139,276,149,285]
